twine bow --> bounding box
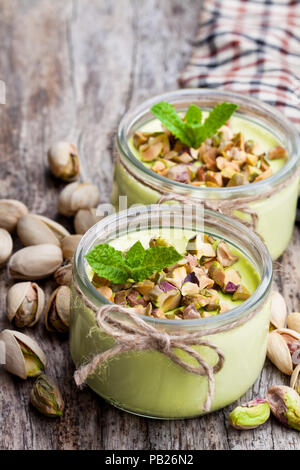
[74,304,225,412]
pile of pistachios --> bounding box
[229,291,300,432]
[0,141,103,417]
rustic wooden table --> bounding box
[0,0,299,450]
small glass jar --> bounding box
[113,89,300,260]
[70,205,273,419]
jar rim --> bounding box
[73,204,273,329]
[117,89,300,199]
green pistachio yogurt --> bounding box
[113,91,300,260]
[70,206,273,419]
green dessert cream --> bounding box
[113,96,300,260]
[70,226,272,419]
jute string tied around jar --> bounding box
[73,283,261,413]
[120,155,300,231]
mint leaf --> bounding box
[193,102,238,148]
[129,246,183,282]
[150,102,193,147]
[184,104,202,126]
[124,241,146,268]
[150,101,237,149]
[85,244,129,284]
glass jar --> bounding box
[113,89,300,260]
[70,205,273,419]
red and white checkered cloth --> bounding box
[179,0,300,127]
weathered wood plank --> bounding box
[0,0,298,450]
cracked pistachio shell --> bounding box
[58,182,100,217]
[8,244,63,280]
[54,263,72,286]
[267,385,300,431]
[270,291,287,329]
[229,399,270,430]
[61,234,82,260]
[44,286,70,333]
[0,199,28,232]
[6,282,45,328]
[0,228,13,266]
[287,312,300,334]
[74,208,101,234]
[290,364,300,395]
[0,329,46,379]
[19,214,70,245]
[30,374,64,417]
[48,141,80,182]
[267,330,293,375]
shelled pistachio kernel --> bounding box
[229,399,270,430]
[267,385,300,431]
[6,282,45,328]
[30,374,64,417]
[0,329,46,379]
[44,286,70,333]
[48,141,80,182]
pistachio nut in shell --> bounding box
[31,214,70,241]
[290,364,300,395]
[276,327,300,366]
[287,312,300,335]
[229,398,270,430]
[74,208,101,234]
[30,374,64,417]
[0,329,46,379]
[44,286,70,333]
[6,282,45,328]
[17,214,60,247]
[48,141,80,182]
[61,234,82,260]
[0,228,13,266]
[54,263,72,286]
[270,290,287,330]
[8,244,63,280]
[58,182,100,217]
[267,385,300,431]
[0,199,28,232]
[267,330,293,375]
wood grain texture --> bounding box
[0,0,299,450]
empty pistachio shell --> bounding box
[44,286,70,333]
[290,364,300,395]
[0,199,28,232]
[287,312,300,334]
[0,228,13,266]
[54,263,72,286]
[74,208,101,234]
[7,282,45,328]
[270,291,287,329]
[58,182,100,217]
[267,385,300,431]
[30,374,64,417]
[267,330,293,375]
[229,399,270,430]
[61,234,82,260]
[0,329,46,379]
[8,244,63,280]
[17,214,60,247]
[48,141,80,182]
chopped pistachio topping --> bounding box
[89,235,252,320]
[133,116,287,188]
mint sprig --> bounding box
[150,101,238,148]
[86,241,183,284]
